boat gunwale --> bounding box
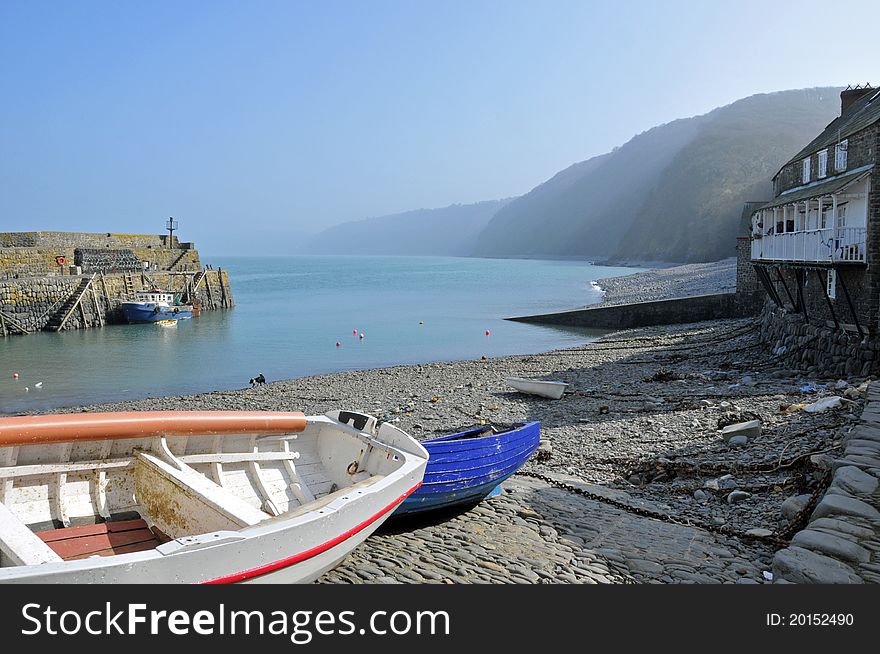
[0,411,308,447]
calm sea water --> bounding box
[0,256,640,414]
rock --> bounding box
[741,375,756,386]
[791,529,871,564]
[536,439,552,461]
[727,490,751,504]
[773,546,863,584]
[693,489,708,501]
[832,466,879,495]
[745,528,774,537]
[811,494,880,521]
[720,420,761,442]
[728,435,749,447]
[809,517,875,540]
[781,494,812,520]
[704,479,720,491]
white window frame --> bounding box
[818,149,828,178]
[835,139,848,171]
[826,269,836,300]
[802,157,811,183]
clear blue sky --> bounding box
[1,1,878,253]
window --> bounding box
[826,269,836,299]
[835,139,848,171]
[820,204,831,229]
[802,157,811,183]
[837,205,847,229]
[818,149,828,178]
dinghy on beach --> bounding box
[0,410,427,584]
[393,421,540,516]
[505,377,568,399]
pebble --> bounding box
[727,490,751,504]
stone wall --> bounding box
[772,381,880,583]
[0,232,201,277]
[756,264,873,331]
[774,123,877,195]
[758,302,880,377]
[0,269,233,335]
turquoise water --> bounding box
[0,256,639,414]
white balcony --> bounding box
[750,227,866,264]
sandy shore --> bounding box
[58,313,864,584]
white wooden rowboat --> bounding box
[505,377,568,400]
[0,410,427,584]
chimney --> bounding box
[840,84,874,114]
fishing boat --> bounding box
[506,377,568,399]
[393,421,540,516]
[0,410,427,583]
[119,289,193,324]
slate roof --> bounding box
[777,88,880,175]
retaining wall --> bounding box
[507,292,760,330]
[758,302,880,378]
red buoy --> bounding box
[13,373,19,379]
[485,330,490,336]
[481,355,488,360]
[353,329,358,335]
[335,341,341,347]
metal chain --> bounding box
[515,469,827,549]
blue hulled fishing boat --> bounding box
[394,421,540,516]
[120,289,193,324]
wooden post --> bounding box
[1,314,7,338]
[218,269,227,308]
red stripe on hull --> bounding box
[201,482,422,584]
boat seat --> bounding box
[266,475,386,523]
[134,450,270,539]
[0,500,63,567]
[36,518,170,561]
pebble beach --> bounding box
[49,259,872,584]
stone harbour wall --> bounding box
[773,381,880,583]
[758,302,880,378]
[0,232,201,277]
[0,269,233,335]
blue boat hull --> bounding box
[394,421,540,516]
[120,303,193,323]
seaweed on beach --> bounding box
[643,368,685,383]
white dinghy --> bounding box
[0,410,427,584]
[505,377,568,400]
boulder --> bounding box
[720,420,761,442]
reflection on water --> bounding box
[0,256,639,414]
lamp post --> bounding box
[166,217,178,247]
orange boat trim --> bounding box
[0,411,307,447]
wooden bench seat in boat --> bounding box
[36,518,171,561]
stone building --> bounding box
[748,85,880,375]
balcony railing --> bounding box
[751,227,866,263]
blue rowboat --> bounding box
[394,421,540,516]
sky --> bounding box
[1,0,878,254]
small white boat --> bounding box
[0,410,427,584]
[506,377,569,399]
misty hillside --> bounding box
[307,199,510,256]
[473,88,843,263]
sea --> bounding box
[0,256,641,414]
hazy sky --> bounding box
[1,1,878,252]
